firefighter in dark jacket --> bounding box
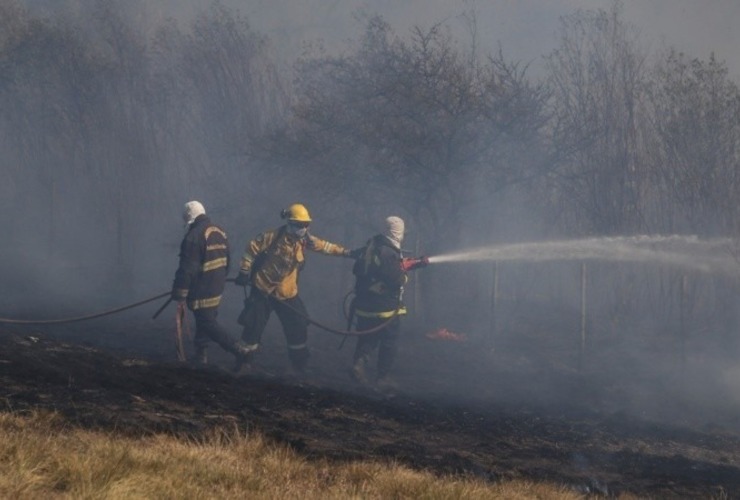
[349,216,409,389]
[171,201,251,367]
[234,203,357,374]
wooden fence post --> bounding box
[680,273,688,372]
[489,261,499,350]
[580,262,587,370]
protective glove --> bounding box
[345,247,364,259]
[234,272,251,287]
[305,234,318,250]
[171,288,188,302]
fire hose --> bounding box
[0,283,395,336]
[233,286,400,338]
[237,255,430,338]
[0,292,171,325]
[0,257,430,335]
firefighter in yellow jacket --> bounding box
[234,203,358,374]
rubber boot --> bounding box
[375,374,399,393]
[349,356,369,385]
[288,347,310,376]
[193,346,208,365]
[232,343,255,373]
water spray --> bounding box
[427,235,740,275]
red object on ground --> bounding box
[425,328,467,342]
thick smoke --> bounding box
[4,0,740,430]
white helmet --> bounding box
[183,200,206,226]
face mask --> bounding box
[287,224,308,238]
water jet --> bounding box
[428,235,738,275]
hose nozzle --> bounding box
[400,256,430,272]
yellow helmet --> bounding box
[281,203,312,223]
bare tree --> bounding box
[149,3,289,226]
[544,1,650,235]
[267,16,549,253]
[647,50,740,236]
[0,1,290,298]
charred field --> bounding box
[1,306,739,499]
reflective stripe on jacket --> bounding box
[355,306,408,318]
[172,215,229,311]
[240,226,347,300]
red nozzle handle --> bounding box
[401,256,429,272]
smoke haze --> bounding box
[4,0,740,432]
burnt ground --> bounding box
[1,303,740,499]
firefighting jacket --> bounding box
[171,214,229,310]
[352,234,408,318]
[239,226,348,300]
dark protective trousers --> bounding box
[193,307,239,354]
[239,289,310,370]
[353,315,400,379]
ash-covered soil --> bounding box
[1,308,739,498]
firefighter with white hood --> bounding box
[171,201,252,367]
[349,216,427,390]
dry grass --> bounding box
[0,411,589,499]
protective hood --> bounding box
[383,216,405,249]
[183,200,206,226]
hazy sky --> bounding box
[198,0,740,78]
[22,1,740,77]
